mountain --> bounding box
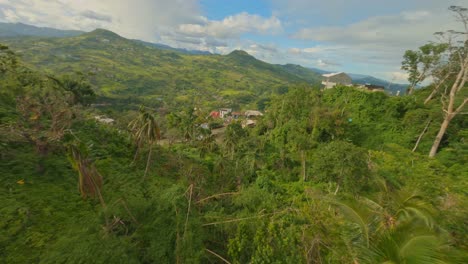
[133,40,212,55]
[278,64,322,84]
[0,22,407,95]
[0,22,83,38]
[308,67,331,75]
[350,75,407,94]
[0,22,212,55]
[0,29,321,109]
[309,68,408,95]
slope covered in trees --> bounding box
[0,29,322,111]
[1,37,466,263]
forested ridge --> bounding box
[0,9,467,264]
[0,29,321,111]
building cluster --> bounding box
[209,108,263,128]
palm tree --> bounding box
[68,143,104,203]
[327,188,451,263]
[198,127,216,158]
[128,106,160,180]
[68,142,111,229]
[362,223,450,264]
[223,123,246,160]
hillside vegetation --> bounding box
[0,14,467,264]
[0,29,321,110]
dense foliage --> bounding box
[0,30,467,264]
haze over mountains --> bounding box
[0,22,408,97]
[0,22,83,38]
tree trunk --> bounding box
[408,71,426,95]
[412,119,431,152]
[424,72,451,104]
[235,160,241,190]
[131,141,141,165]
[143,143,153,180]
[428,57,468,157]
[429,116,451,157]
[424,87,439,105]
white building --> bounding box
[244,110,263,118]
[94,115,114,124]
[219,108,232,118]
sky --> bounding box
[0,0,466,82]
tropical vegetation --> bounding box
[0,6,466,264]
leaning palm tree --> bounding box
[128,106,160,180]
[68,143,104,202]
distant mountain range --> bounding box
[0,22,84,38]
[0,28,326,109]
[0,22,407,97]
[0,22,211,55]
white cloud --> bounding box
[0,1,282,55]
[0,0,201,40]
[0,0,465,82]
[270,0,467,24]
[386,71,409,82]
[289,46,344,55]
[288,48,301,54]
[401,10,431,21]
[286,6,467,80]
[80,10,112,22]
[317,59,341,67]
[177,12,282,39]
[293,9,459,48]
[2,8,19,22]
[303,47,323,53]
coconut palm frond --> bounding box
[328,198,373,248]
[67,143,103,200]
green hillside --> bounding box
[1,29,320,109]
[1,25,467,263]
[278,63,323,84]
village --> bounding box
[94,72,393,132]
[208,108,263,128]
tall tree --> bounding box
[402,6,468,157]
[428,6,468,157]
[166,106,199,142]
[16,78,75,158]
[128,106,161,180]
[401,43,447,95]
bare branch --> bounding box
[412,119,432,152]
[205,249,231,264]
[196,192,239,204]
[202,209,290,226]
[453,98,468,116]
